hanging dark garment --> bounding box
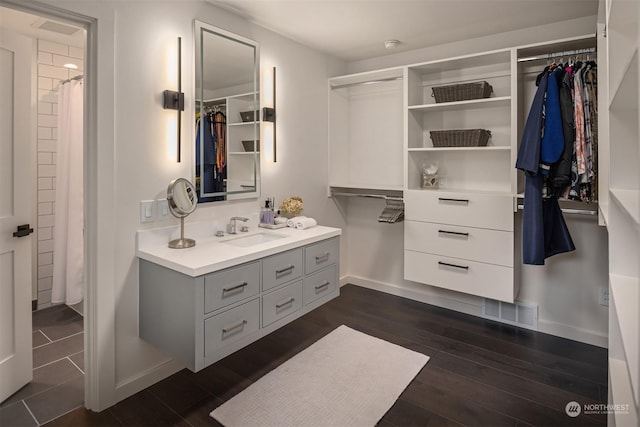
[196,114,217,195]
[550,67,575,195]
[516,71,575,265]
[516,73,548,174]
[540,67,564,172]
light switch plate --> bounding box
[157,198,171,220]
[140,200,155,223]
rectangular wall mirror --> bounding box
[194,20,260,203]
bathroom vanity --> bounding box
[137,224,341,372]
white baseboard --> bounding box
[341,275,608,348]
[114,358,183,403]
[538,319,608,348]
[341,275,484,318]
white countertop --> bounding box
[136,219,341,277]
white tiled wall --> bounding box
[36,39,83,309]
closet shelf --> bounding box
[228,121,259,127]
[408,146,510,152]
[610,275,640,389]
[609,48,638,111]
[408,96,511,112]
[228,151,258,155]
[610,189,640,224]
[329,183,403,193]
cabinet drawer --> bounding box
[303,265,337,305]
[404,250,514,302]
[204,261,260,314]
[305,237,340,275]
[404,221,513,267]
[263,248,303,291]
[405,190,513,231]
[262,280,303,327]
[204,298,260,356]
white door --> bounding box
[0,28,34,403]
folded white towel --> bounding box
[287,216,306,227]
[295,217,317,230]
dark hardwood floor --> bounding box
[45,284,608,426]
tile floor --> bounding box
[0,305,84,426]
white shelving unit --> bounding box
[328,67,404,195]
[405,49,513,194]
[606,0,640,424]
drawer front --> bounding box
[204,261,261,314]
[304,237,340,275]
[204,298,260,356]
[405,190,513,231]
[262,280,303,327]
[303,265,337,305]
[262,248,303,291]
[404,221,513,267]
[404,250,514,302]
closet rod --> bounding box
[59,74,83,84]
[516,204,597,216]
[330,76,402,90]
[331,192,403,201]
[517,47,596,63]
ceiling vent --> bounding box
[32,19,81,36]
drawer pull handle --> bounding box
[438,197,469,204]
[222,282,248,293]
[315,281,331,291]
[438,261,469,271]
[315,252,330,262]
[276,297,295,309]
[438,230,470,237]
[276,265,295,275]
[222,320,247,334]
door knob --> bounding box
[13,224,34,238]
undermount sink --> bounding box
[223,232,286,248]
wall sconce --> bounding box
[262,66,276,162]
[163,36,185,162]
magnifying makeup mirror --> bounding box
[167,178,197,249]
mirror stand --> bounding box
[167,178,198,249]
[169,218,196,249]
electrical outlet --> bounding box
[157,198,171,220]
[599,287,609,307]
[140,200,155,223]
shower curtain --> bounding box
[51,78,83,305]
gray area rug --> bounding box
[211,325,429,427]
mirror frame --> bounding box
[194,20,260,203]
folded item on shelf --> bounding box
[286,216,306,227]
[295,217,317,230]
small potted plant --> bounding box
[279,196,303,218]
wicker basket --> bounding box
[430,129,491,147]
[431,81,493,103]
[239,110,259,122]
[242,140,260,152]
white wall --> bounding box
[340,14,609,348]
[34,0,345,409]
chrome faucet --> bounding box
[227,216,249,234]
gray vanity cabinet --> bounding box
[139,236,340,372]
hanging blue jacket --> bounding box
[540,67,565,173]
[516,72,575,265]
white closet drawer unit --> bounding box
[204,298,260,356]
[262,280,303,327]
[404,221,513,267]
[404,190,514,231]
[204,261,261,314]
[304,237,339,275]
[262,248,303,291]
[303,265,337,305]
[404,250,514,302]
